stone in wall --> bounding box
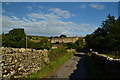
[91,52,120,78]
[1,47,49,78]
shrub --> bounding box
[48,47,68,61]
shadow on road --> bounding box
[77,48,90,53]
[74,54,84,57]
[69,54,90,79]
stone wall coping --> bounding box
[92,52,120,61]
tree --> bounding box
[60,34,67,38]
[37,38,52,50]
[9,28,26,36]
[2,28,26,48]
[2,28,52,50]
[85,14,120,53]
[67,42,76,49]
[50,36,53,39]
[75,39,84,52]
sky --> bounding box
[1,0,120,2]
[2,2,119,37]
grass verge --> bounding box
[24,53,74,80]
[103,54,120,59]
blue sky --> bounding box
[2,2,118,37]
[1,0,120,2]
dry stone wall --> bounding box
[1,47,49,78]
[0,49,2,80]
[91,52,120,78]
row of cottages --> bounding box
[50,37,79,43]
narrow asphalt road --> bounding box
[47,53,90,78]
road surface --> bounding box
[47,53,90,78]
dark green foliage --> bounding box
[49,36,53,39]
[67,42,76,49]
[24,37,51,50]
[75,39,85,52]
[85,14,120,52]
[51,34,66,38]
[2,28,52,50]
[55,42,59,44]
[27,41,38,49]
[9,28,26,36]
[60,34,67,37]
[48,47,68,61]
[38,38,52,50]
[2,28,26,48]
[66,39,84,52]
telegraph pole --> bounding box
[25,29,27,49]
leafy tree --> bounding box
[38,38,52,50]
[75,39,84,51]
[67,42,76,49]
[50,36,53,39]
[60,34,67,38]
[2,28,26,48]
[9,28,26,36]
[85,14,120,53]
[2,28,52,50]
[55,42,59,44]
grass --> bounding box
[85,54,104,79]
[103,54,120,59]
[24,53,74,80]
[98,53,120,59]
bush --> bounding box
[67,42,76,49]
[2,28,26,48]
[75,39,85,52]
[48,48,68,61]
[2,28,52,50]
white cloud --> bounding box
[2,16,24,29]
[2,7,97,36]
[80,4,87,8]
[62,31,83,37]
[49,8,75,18]
[22,17,31,22]
[27,13,60,21]
[2,15,97,36]
[77,3,105,10]
[5,3,11,5]
[38,6,44,9]
[12,16,20,20]
[78,24,98,32]
[89,3,105,10]
[28,13,44,19]
[31,18,37,22]
[27,8,75,22]
[26,6,33,11]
